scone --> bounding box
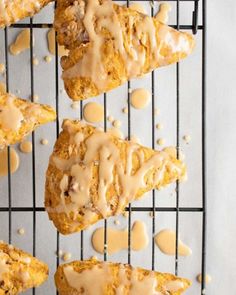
[54,0,195,100]
[55,259,191,294]
[0,241,48,294]
[45,120,186,234]
[0,92,56,149]
[0,0,53,28]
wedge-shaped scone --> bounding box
[0,241,48,294]
[0,93,56,149]
[55,259,191,294]
[0,0,52,28]
[45,120,186,234]
[54,0,195,100]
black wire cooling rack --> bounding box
[1,0,207,294]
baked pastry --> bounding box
[0,92,56,149]
[0,0,52,28]
[55,259,191,294]
[54,0,195,100]
[45,120,186,234]
[0,241,48,294]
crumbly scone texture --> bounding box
[0,0,52,28]
[55,259,191,294]
[54,0,195,100]
[45,120,186,234]
[0,242,48,294]
[0,93,56,149]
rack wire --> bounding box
[1,0,206,294]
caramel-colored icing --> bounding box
[155,229,192,256]
[92,220,148,254]
[10,29,33,55]
[47,28,69,57]
[0,147,19,177]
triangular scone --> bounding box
[0,0,52,28]
[0,93,56,149]
[55,259,191,294]
[45,120,186,234]
[54,0,195,100]
[0,241,48,294]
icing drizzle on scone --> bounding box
[61,261,186,294]
[47,120,186,227]
[62,0,194,90]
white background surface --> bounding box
[0,0,235,294]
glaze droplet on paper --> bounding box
[155,229,192,256]
[47,29,69,57]
[83,102,104,123]
[92,220,148,254]
[0,147,20,177]
[197,273,212,284]
[131,88,151,109]
[10,29,33,55]
[19,141,32,154]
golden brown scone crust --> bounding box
[45,120,186,234]
[0,93,56,149]
[54,0,195,100]
[0,0,53,28]
[0,241,48,294]
[55,259,191,294]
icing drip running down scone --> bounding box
[0,93,56,149]
[0,0,52,28]
[55,259,191,294]
[45,120,186,234]
[54,0,195,100]
[0,241,48,294]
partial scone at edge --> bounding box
[55,259,191,294]
[0,0,53,28]
[0,241,48,294]
[0,93,56,149]
[54,0,195,100]
[45,120,186,234]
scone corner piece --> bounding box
[45,120,186,235]
[0,92,56,149]
[0,241,48,294]
[55,259,191,294]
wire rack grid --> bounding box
[0,0,206,294]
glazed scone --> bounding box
[0,0,53,28]
[0,241,48,294]
[55,259,191,294]
[54,0,195,100]
[0,93,56,149]
[45,120,186,234]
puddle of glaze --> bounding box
[131,88,151,109]
[10,29,33,55]
[154,229,192,256]
[83,102,104,123]
[0,147,20,177]
[19,141,32,153]
[47,29,69,57]
[92,220,148,254]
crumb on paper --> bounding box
[17,228,25,235]
[183,134,191,144]
[40,138,49,145]
[157,138,165,146]
[62,252,72,261]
